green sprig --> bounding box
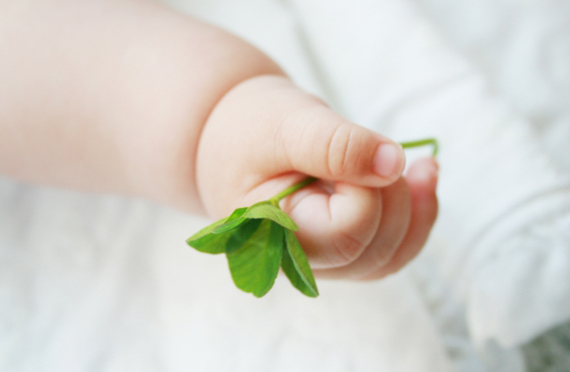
[400,137,438,156]
[186,138,438,298]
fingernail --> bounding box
[373,143,404,178]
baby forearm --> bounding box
[0,0,283,212]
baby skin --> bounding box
[0,0,438,280]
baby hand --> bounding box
[196,75,438,280]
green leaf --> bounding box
[186,216,230,254]
[281,246,317,297]
[227,220,283,297]
[282,229,319,297]
[187,216,228,242]
[225,218,262,253]
[227,207,248,221]
[213,207,248,234]
[188,217,262,255]
[242,201,299,231]
[187,229,231,254]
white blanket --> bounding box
[286,0,570,346]
[2,0,569,371]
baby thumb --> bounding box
[278,105,405,187]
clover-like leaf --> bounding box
[241,201,298,231]
[227,220,283,297]
[281,229,319,297]
[281,248,316,297]
[225,218,262,253]
[186,208,258,254]
[186,216,230,254]
[212,207,248,234]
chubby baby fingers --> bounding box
[282,181,382,269]
[313,176,412,279]
[362,158,439,280]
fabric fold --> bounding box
[290,0,570,354]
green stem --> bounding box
[399,138,439,157]
[270,176,318,205]
[270,138,438,205]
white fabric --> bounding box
[286,0,570,352]
[0,179,454,372]
[2,0,570,371]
